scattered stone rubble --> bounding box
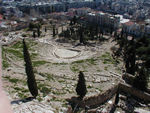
[12,99,55,113]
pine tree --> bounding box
[76,71,87,100]
[133,67,148,91]
[23,39,38,98]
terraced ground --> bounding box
[2,32,123,112]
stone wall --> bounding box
[76,83,150,108]
[83,84,118,108]
[122,73,150,94]
[122,73,135,85]
[66,84,118,109]
[119,83,150,102]
[67,82,150,111]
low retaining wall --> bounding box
[66,84,119,109]
[119,83,150,102]
[83,84,118,108]
[122,73,135,85]
[67,82,150,112]
[122,73,150,94]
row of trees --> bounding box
[30,21,60,38]
[113,30,150,91]
[59,16,116,44]
[29,16,115,43]
[29,22,41,38]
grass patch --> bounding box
[97,69,102,72]
[6,48,23,59]
[58,79,65,83]
[38,84,51,97]
[2,47,10,69]
[32,60,48,67]
[27,41,38,49]
[14,87,29,93]
[86,58,97,65]
[53,62,68,65]
[87,85,93,89]
[20,79,27,85]
[51,90,66,95]
[18,92,28,98]
[2,60,10,69]
[10,39,37,51]
[41,86,51,97]
[37,96,43,102]
[104,66,108,71]
[30,53,38,59]
[46,74,54,81]
[23,27,31,32]
[70,65,80,72]
[39,73,54,81]
[3,76,27,85]
[72,60,84,64]
[71,59,95,72]
[70,63,89,73]
[72,58,97,65]
[3,76,20,84]
[99,52,116,64]
[2,39,38,68]
[11,41,23,49]
[9,78,19,83]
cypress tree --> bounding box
[23,39,38,98]
[133,67,148,91]
[79,26,84,44]
[37,27,40,37]
[124,38,136,75]
[53,25,56,37]
[33,31,36,38]
[72,16,77,24]
[61,26,64,32]
[115,91,119,105]
[76,71,87,100]
[45,26,47,32]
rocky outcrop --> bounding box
[11,99,54,113]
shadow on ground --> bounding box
[11,97,35,105]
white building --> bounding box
[86,11,120,29]
[122,21,150,37]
